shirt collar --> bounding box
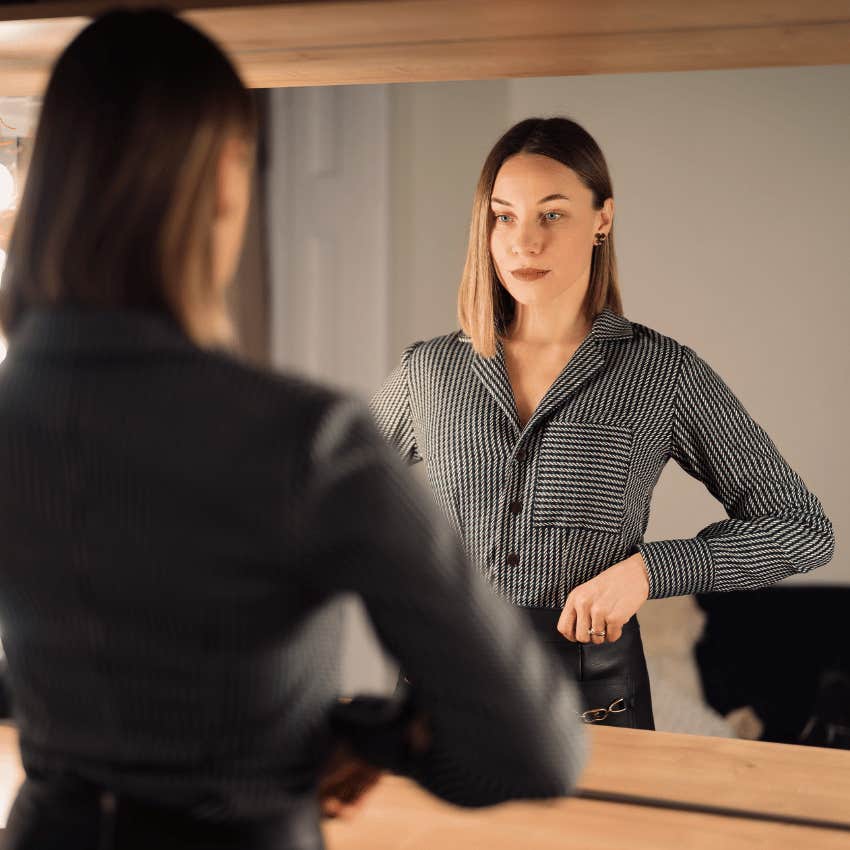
[459,306,633,346]
[588,307,633,342]
[466,307,633,438]
[7,306,197,359]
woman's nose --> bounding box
[512,223,543,256]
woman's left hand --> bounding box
[556,553,650,644]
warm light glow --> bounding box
[0,163,14,211]
[0,338,6,365]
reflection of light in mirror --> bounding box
[0,337,5,364]
[0,163,14,211]
[0,248,5,287]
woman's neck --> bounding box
[506,302,591,348]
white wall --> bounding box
[381,65,849,586]
[266,85,397,693]
[267,85,391,398]
[388,80,509,358]
[505,65,849,586]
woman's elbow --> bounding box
[457,727,587,808]
[502,727,588,803]
[793,517,836,574]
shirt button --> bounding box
[514,448,527,462]
[509,499,523,515]
[506,553,520,567]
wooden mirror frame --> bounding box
[1,0,849,97]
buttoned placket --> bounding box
[504,439,529,570]
[497,338,601,575]
[470,310,634,577]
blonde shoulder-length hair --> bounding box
[458,117,622,358]
[0,9,256,348]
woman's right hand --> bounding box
[318,744,384,819]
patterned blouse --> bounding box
[371,308,835,608]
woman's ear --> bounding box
[211,136,253,294]
[215,137,251,220]
[596,197,615,234]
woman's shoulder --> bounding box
[396,329,473,369]
[200,346,352,430]
[619,314,690,362]
[617,314,728,390]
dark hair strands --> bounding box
[0,8,257,345]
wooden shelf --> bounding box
[1,0,849,95]
[325,726,850,850]
[1,723,849,845]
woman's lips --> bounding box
[511,268,550,282]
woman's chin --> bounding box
[504,286,558,308]
[502,278,586,311]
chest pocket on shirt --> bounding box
[532,420,633,535]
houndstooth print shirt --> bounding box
[371,308,835,608]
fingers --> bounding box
[574,602,591,644]
[560,591,626,644]
[560,579,640,643]
[557,603,577,641]
[322,797,345,819]
[605,620,624,643]
[321,769,383,819]
[589,609,607,645]
[560,593,592,643]
[319,743,383,820]
[322,796,362,820]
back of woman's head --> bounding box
[0,8,256,344]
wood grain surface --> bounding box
[1,0,849,95]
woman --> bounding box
[371,117,835,731]
[0,15,587,850]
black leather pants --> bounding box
[520,607,655,730]
[3,775,324,850]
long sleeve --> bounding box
[369,342,422,465]
[300,397,587,807]
[637,345,835,599]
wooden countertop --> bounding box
[581,725,850,827]
[323,775,850,850]
[1,723,848,847]
[325,726,850,849]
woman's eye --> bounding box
[543,211,562,222]
[495,213,512,223]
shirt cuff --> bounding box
[635,538,716,598]
[329,691,417,774]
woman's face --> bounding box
[489,152,613,311]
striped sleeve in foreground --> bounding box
[303,398,588,807]
[638,345,836,598]
[369,341,423,465]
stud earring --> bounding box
[593,232,607,247]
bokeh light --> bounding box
[0,164,14,211]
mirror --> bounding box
[0,9,846,745]
[260,68,848,740]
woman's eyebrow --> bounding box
[490,193,571,206]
